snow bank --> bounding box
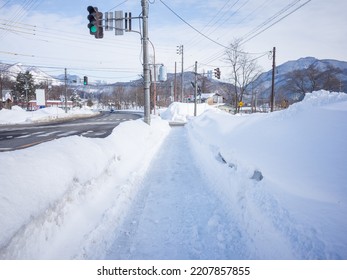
[0,106,98,124]
[0,117,170,258]
[160,102,211,122]
[187,90,347,259]
[1,90,346,259]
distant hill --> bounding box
[101,57,347,103]
[251,57,347,103]
[2,57,346,105]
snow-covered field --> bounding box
[0,90,346,259]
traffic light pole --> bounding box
[270,46,276,112]
[141,0,151,125]
[181,45,184,102]
[87,2,151,124]
[64,68,68,113]
[194,61,197,117]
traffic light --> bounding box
[83,76,88,85]
[87,6,103,39]
[214,68,221,79]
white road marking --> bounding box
[37,131,62,137]
[57,131,78,137]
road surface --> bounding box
[0,111,141,151]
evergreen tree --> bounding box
[13,71,36,105]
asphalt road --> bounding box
[0,111,142,152]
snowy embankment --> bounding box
[0,116,170,259]
[0,106,98,124]
[0,90,346,259]
[186,90,347,259]
[159,102,210,123]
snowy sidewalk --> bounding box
[104,126,246,259]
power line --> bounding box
[241,0,312,45]
[159,0,228,49]
[0,50,35,57]
[183,0,312,67]
[207,0,249,38]
[240,0,301,42]
[0,62,142,82]
[0,0,12,10]
[159,0,274,67]
[0,0,43,40]
[106,0,129,12]
[0,20,140,49]
[184,0,238,52]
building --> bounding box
[186,93,224,104]
[1,90,13,109]
[28,100,73,111]
[200,93,224,105]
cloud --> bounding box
[1,0,346,83]
[1,3,144,82]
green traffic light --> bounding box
[90,25,97,33]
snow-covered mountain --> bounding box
[0,63,62,86]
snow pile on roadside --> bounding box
[0,106,29,124]
[187,90,347,259]
[0,117,170,259]
[160,102,211,122]
[0,90,346,259]
[0,106,98,124]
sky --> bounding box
[0,0,346,83]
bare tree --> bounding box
[224,39,262,113]
[285,63,341,94]
[321,65,341,92]
[285,69,307,95]
[111,85,126,109]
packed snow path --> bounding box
[104,126,246,259]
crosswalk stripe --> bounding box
[37,131,62,137]
[57,131,78,137]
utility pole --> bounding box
[153,63,157,115]
[170,81,174,102]
[64,68,68,113]
[24,79,28,109]
[270,47,276,112]
[181,45,184,102]
[177,45,184,102]
[0,71,3,109]
[174,61,177,101]
[141,0,150,125]
[148,40,157,115]
[194,61,198,116]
